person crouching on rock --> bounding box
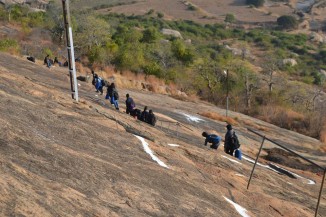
[202,132,221,150]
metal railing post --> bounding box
[315,169,326,217]
[247,136,266,190]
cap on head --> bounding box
[226,124,232,130]
[202,132,208,137]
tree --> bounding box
[224,14,236,24]
[231,60,260,110]
[171,39,195,65]
[114,43,145,72]
[277,15,298,30]
[142,27,160,43]
[246,0,265,7]
[262,54,280,93]
[74,16,111,53]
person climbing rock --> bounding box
[125,93,135,115]
[140,106,149,122]
[202,132,221,150]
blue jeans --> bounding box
[106,95,119,109]
[111,96,119,109]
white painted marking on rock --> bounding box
[223,196,250,217]
[78,83,81,86]
[182,113,204,123]
[134,135,169,169]
[168,144,180,147]
[235,173,246,177]
[242,156,316,185]
[270,163,316,185]
[222,155,242,164]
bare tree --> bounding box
[262,55,280,93]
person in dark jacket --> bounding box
[202,132,221,150]
[44,54,51,68]
[54,57,62,66]
[95,74,103,94]
[224,124,235,156]
[125,94,135,115]
[147,110,157,126]
[91,70,97,86]
[140,106,149,122]
[110,83,119,110]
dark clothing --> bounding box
[92,73,98,86]
[126,97,135,115]
[131,109,142,119]
[44,56,51,68]
[140,110,149,122]
[27,56,35,63]
[204,134,221,150]
[106,85,113,98]
[224,129,235,156]
[147,112,157,126]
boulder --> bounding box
[320,69,326,77]
[310,32,325,43]
[282,58,297,66]
[161,29,183,38]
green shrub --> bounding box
[277,15,298,30]
[157,12,164,18]
[246,0,265,7]
[224,14,236,23]
[0,39,19,52]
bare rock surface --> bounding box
[0,52,325,216]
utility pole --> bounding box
[224,70,229,117]
[62,0,79,102]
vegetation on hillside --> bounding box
[0,3,326,142]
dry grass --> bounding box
[198,111,238,126]
[258,106,305,130]
[320,123,326,144]
[80,65,181,95]
[241,119,267,132]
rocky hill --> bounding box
[0,52,325,216]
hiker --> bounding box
[95,74,104,95]
[140,106,149,122]
[106,83,119,110]
[27,56,35,63]
[147,109,157,126]
[91,70,98,86]
[224,124,240,156]
[63,60,68,67]
[44,55,51,68]
[202,132,221,150]
[54,57,62,66]
[125,93,135,115]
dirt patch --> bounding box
[263,148,321,173]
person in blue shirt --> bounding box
[202,132,221,150]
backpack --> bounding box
[101,79,107,87]
[231,132,240,149]
[148,114,157,126]
[113,91,119,100]
[235,149,242,160]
